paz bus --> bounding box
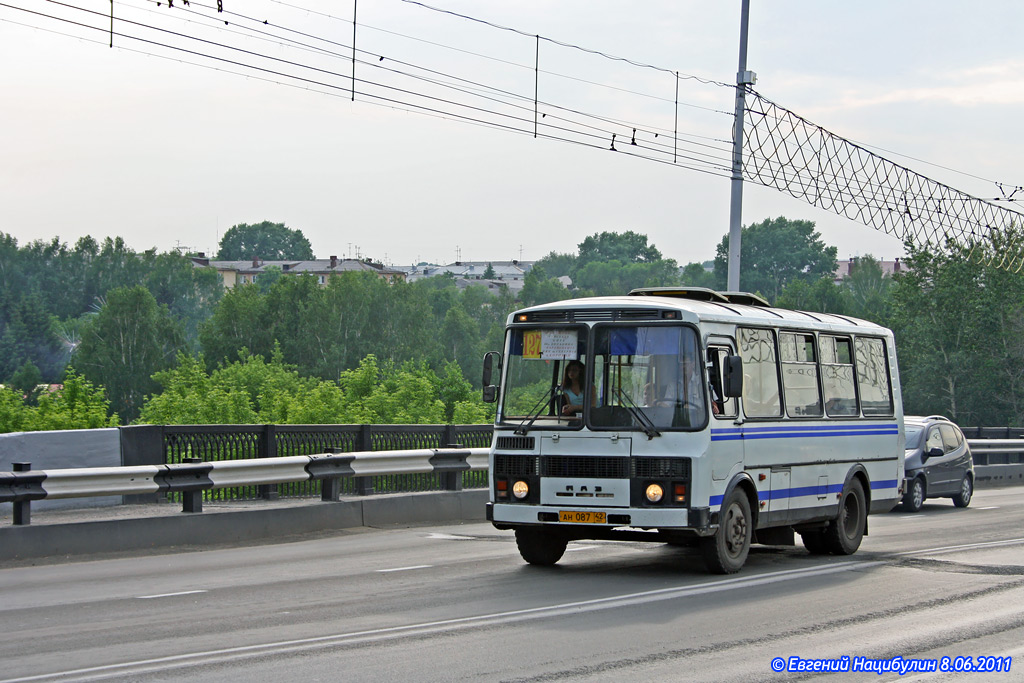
[481,287,904,573]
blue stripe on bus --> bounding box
[708,479,899,506]
[711,423,898,442]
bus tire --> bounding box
[515,528,568,566]
[823,479,866,555]
[701,488,752,574]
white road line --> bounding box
[136,590,207,600]
[377,565,433,573]
[893,537,1024,558]
[974,506,999,510]
[426,533,475,540]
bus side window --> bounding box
[739,327,782,418]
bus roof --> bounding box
[510,292,890,335]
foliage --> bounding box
[574,230,663,269]
[714,217,838,304]
[138,350,489,426]
[678,262,719,289]
[890,230,1024,425]
[74,286,185,421]
[0,368,118,434]
[533,250,576,278]
[519,265,571,306]
[215,221,314,260]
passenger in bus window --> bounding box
[559,360,589,415]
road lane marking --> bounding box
[377,565,432,573]
[135,590,207,600]
[426,533,475,540]
[2,561,881,682]
[894,537,1024,558]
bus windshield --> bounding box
[591,325,706,430]
[499,326,587,429]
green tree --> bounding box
[890,241,989,423]
[574,230,662,270]
[567,231,680,296]
[75,286,185,421]
[216,221,314,260]
[714,217,838,304]
[776,277,848,315]
[678,262,719,289]
[520,265,571,306]
[842,255,893,325]
[198,283,274,366]
[29,368,119,430]
[10,359,42,402]
[0,368,118,433]
[533,250,576,278]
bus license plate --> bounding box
[558,510,607,524]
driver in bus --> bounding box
[652,357,720,417]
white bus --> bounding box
[482,287,904,573]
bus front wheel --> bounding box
[515,528,568,566]
[823,479,866,555]
[701,488,752,574]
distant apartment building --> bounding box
[398,260,534,295]
[190,254,406,288]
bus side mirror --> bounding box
[723,355,743,398]
[482,351,501,403]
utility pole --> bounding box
[727,0,755,292]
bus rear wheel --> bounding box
[701,488,752,574]
[823,479,866,555]
[515,528,568,566]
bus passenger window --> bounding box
[821,335,858,416]
[739,328,781,418]
[855,337,894,416]
[780,332,822,417]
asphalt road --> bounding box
[2,487,1023,682]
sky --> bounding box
[2,0,1023,272]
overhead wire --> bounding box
[1,0,732,178]
[5,0,1021,268]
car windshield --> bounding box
[905,424,924,449]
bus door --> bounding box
[707,341,742,483]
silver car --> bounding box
[900,415,975,512]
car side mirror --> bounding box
[481,351,501,403]
[925,446,943,461]
[723,355,743,398]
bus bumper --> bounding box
[488,502,712,533]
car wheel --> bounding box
[952,475,973,508]
[701,488,752,574]
[515,528,568,566]
[823,479,866,555]
[901,477,925,512]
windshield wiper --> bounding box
[615,387,661,439]
[514,385,560,436]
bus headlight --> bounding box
[512,480,530,500]
[645,483,664,503]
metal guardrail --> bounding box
[967,439,1024,466]
[0,447,489,526]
